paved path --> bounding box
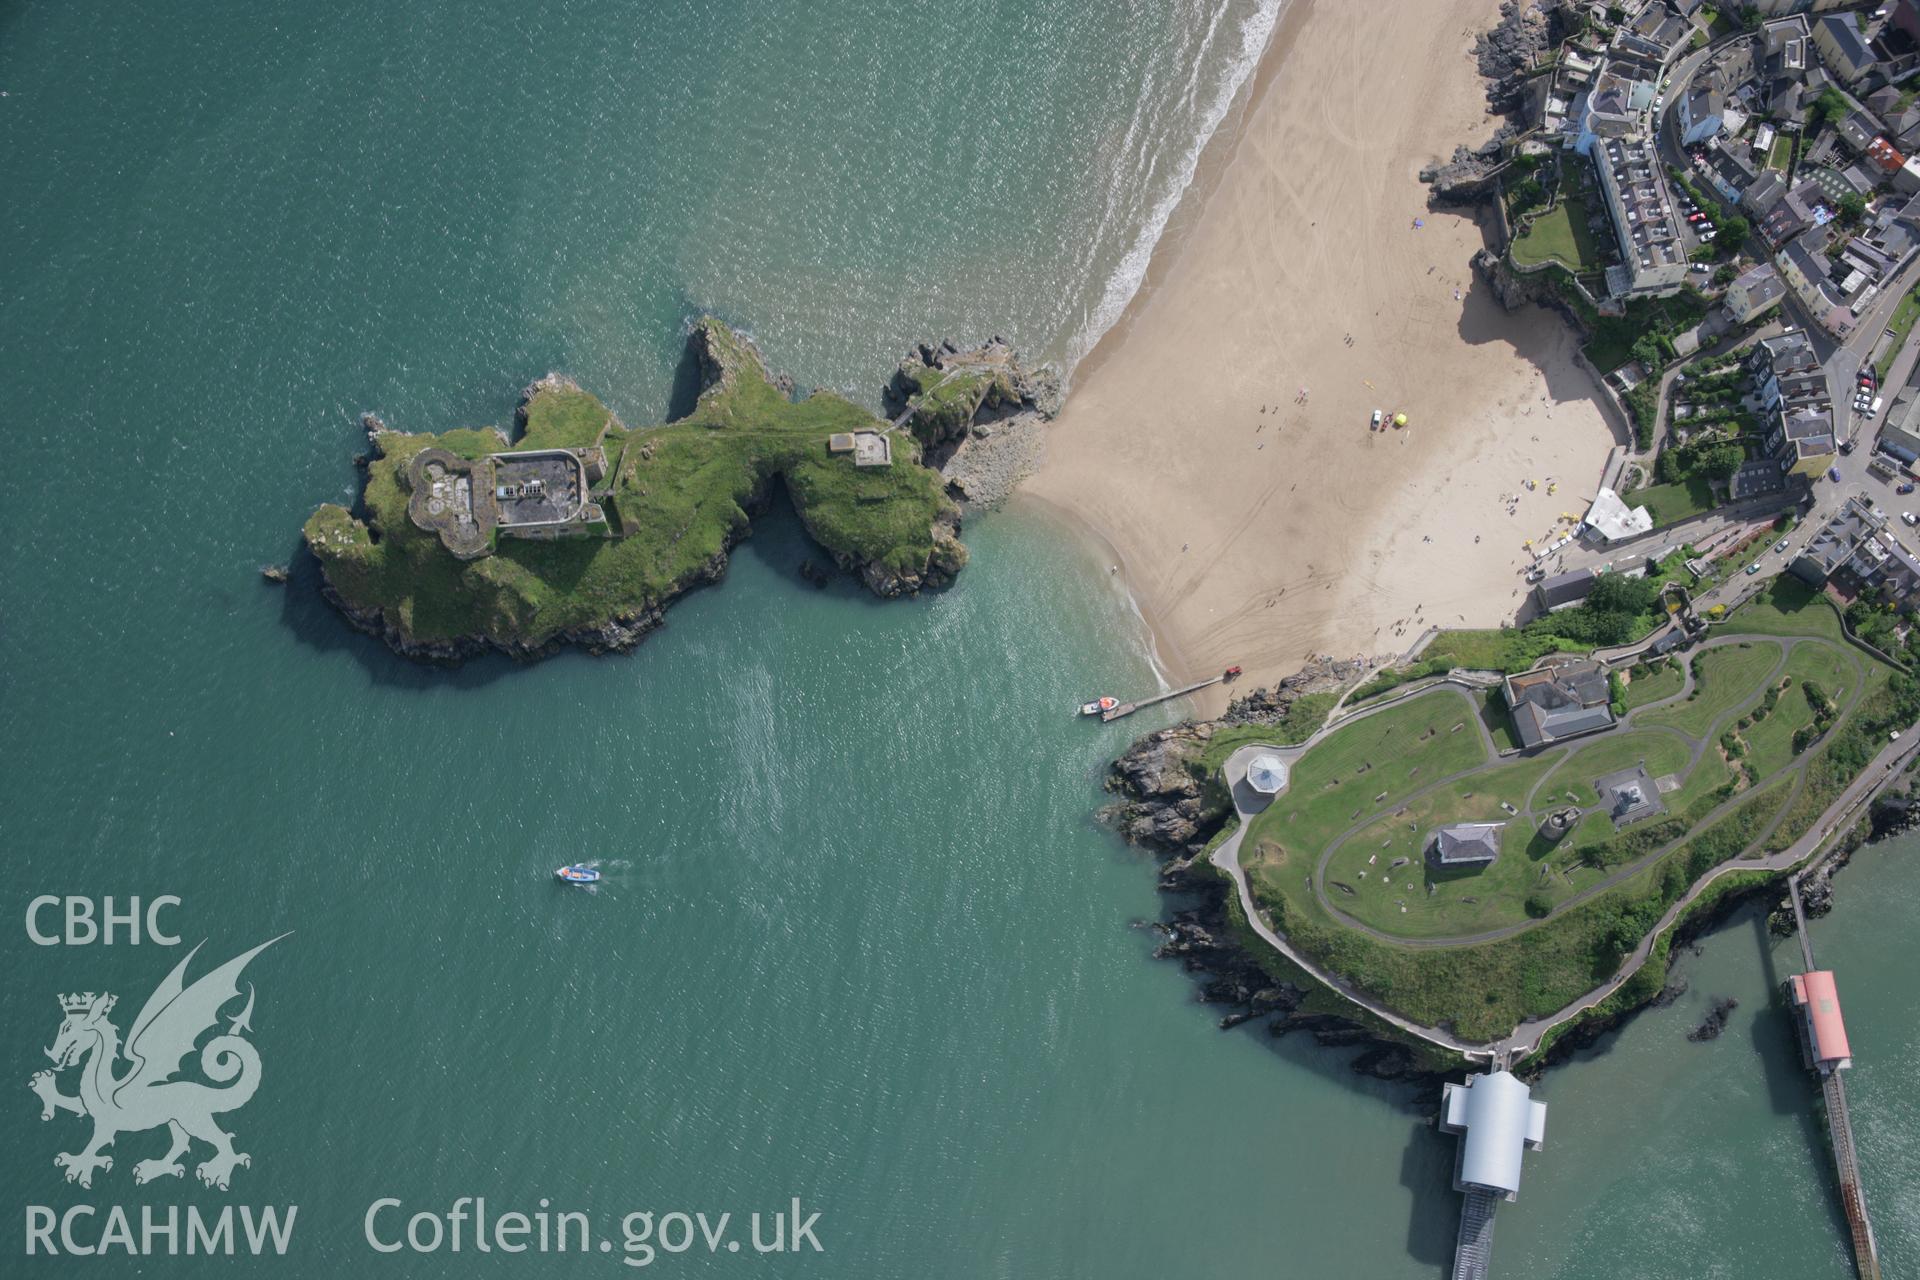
[1208,633,1909,1061]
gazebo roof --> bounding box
[1246,754,1288,793]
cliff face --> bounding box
[303,318,1020,664]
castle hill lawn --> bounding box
[303,319,963,657]
[1620,658,1686,710]
[1230,590,1918,1043]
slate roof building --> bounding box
[1724,262,1786,323]
[1532,567,1599,612]
[1503,661,1616,749]
[1429,822,1506,867]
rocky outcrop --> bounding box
[835,505,969,598]
[1141,907,1438,1086]
[1222,656,1368,725]
[1474,0,1555,115]
[1472,247,1556,311]
[1687,996,1739,1042]
[1419,0,1559,203]
[884,337,1061,508]
[1420,136,1510,206]
[319,539,725,665]
[1106,659,1361,854]
[1108,723,1217,854]
[1869,791,1920,840]
[1104,664,1450,1088]
[688,320,795,403]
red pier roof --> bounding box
[1792,970,1853,1065]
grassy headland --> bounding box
[304,319,963,659]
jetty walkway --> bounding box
[1786,875,1883,1280]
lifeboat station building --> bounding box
[1440,1069,1548,1280]
[1441,1070,1548,1202]
[1789,969,1853,1074]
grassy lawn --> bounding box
[1741,643,1857,779]
[1633,477,1719,527]
[1423,629,1593,673]
[1476,689,1522,752]
[1510,190,1601,271]
[1768,133,1794,171]
[1761,659,1901,853]
[305,319,960,649]
[1227,608,1913,1041]
[1321,756,1565,939]
[1243,773,1790,1041]
[1245,690,1491,862]
[1727,576,1845,642]
[1623,659,1686,709]
[1195,693,1342,776]
[1641,641,1783,737]
[1541,731,1693,807]
[1878,284,1920,379]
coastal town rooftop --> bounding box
[1597,136,1686,282]
[1582,486,1652,543]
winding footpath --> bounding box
[1209,633,1915,1063]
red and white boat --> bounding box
[1079,696,1120,717]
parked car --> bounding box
[1688,212,1705,223]
[1700,231,1717,242]
[1872,396,1883,415]
[1899,482,1916,495]
[1370,408,1383,427]
[1775,539,1790,554]
[1841,440,1857,455]
[1746,563,1762,575]
[1831,467,1843,481]
[1903,512,1918,526]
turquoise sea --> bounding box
[0,1,1913,1275]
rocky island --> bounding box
[304,318,1047,662]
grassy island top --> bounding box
[1229,582,1920,1045]
[304,319,964,658]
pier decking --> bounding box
[1450,1191,1497,1280]
[1100,675,1225,721]
[1786,876,1882,1280]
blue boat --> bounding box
[554,864,600,884]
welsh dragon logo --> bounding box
[28,936,285,1190]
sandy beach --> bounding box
[1023,0,1624,713]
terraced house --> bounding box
[1593,135,1688,298]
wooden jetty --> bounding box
[1101,674,1225,721]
